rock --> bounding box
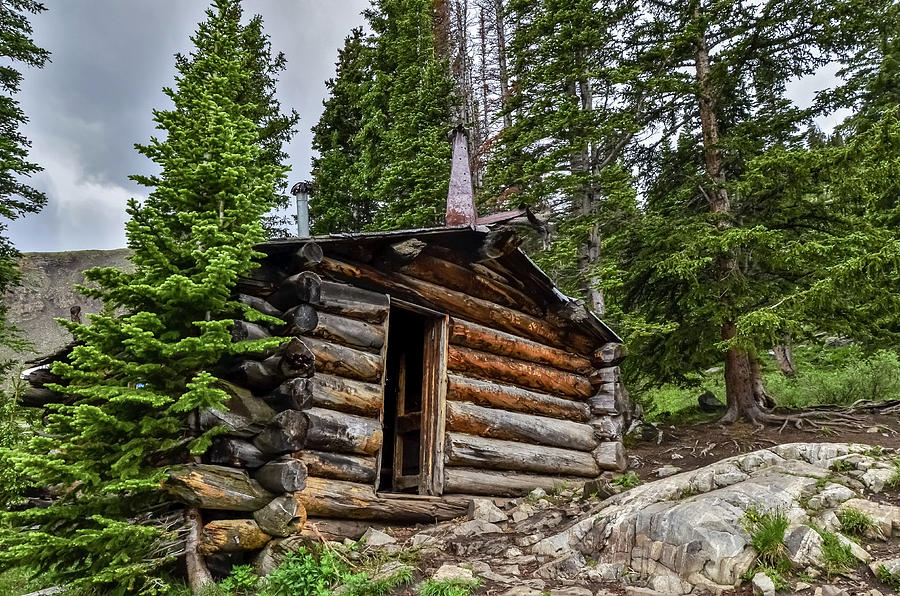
[624,589,672,596]
[433,563,474,581]
[841,498,900,538]
[511,503,536,523]
[870,556,900,579]
[820,586,849,596]
[795,581,812,590]
[784,524,825,569]
[495,564,520,575]
[528,488,548,501]
[253,535,313,575]
[751,571,775,596]
[451,519,502,538]
[369,561,413,583]
[582,478,614,500]
[806,482,855,510]
[866,426,880,433]
[469,498,508,523]
[360,527,396,547]
[698,390,725,412]
[549,588,592,596]
[835,532,870,562]
[410,532,439,547]
[654,465,682,478]
[500,588,543,596]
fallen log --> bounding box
[303,311,385,353]
[593,441,627,471]
[444,432,599,477]
[447,345,592,399]
[446,374,590,422]
[293,450,377,484]
[164,464,274,510]
[199,519,272,555]
[446,401,598,451]
[207,438,268,469]
[294,477,469,522]
[303,407,383,456]
[253,495,308,537]
[317,281,389,324]
[254,458,308,493]
[254,410,309,455]
[443,467,582,497]
[301,336,383,383]
[267,271,322,310]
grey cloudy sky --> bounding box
[8,0,369,253]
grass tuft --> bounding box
[741,505,790,568]
[815,527,856,576]
[419,577,482,596]
[836,507,878,538]
[611,471,641,490]
[878,565,900,590]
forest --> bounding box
[0,0,897,594]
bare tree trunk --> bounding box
[773,335,797,377]
[494,0,512,130]
[434,0,452,62]
[185,507,213,593]
[749,354,776,409]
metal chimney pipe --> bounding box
[291,181,313,238]
[446,125,477,226]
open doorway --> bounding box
[377,303,447,495]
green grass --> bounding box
[837,507,878,538]
[830,459,853,473]
[419,577,482,596]
[816,528,856,576]
[886,459,900,489]
[878,565,900,590]
[741,505,790,568]
[0,567,54,596]
[611,471,642,489]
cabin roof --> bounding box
[257,224,623,346]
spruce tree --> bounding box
[0,1,286,592]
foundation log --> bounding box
[164,464,274,510]
[300,519,390,541]
[444,432,599,477]
[447,345,592,399]
[593,441,627,471]
[293,450,377,484]
[254,458,308,493]
[253,495,308,537]
[303,407,383,456]
[449,318,592,374]
[301,336,383,383]
[317,281,389,324]
[443,467,582,497]
[208,438,268,469]
[199,519,272,555]
[446,401,598,451]
[446,374,589,422]
[254,410,309,455]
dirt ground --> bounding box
[628,412,900,595]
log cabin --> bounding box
[20,129,630,552]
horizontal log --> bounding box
[449,318,592,374]
[448,345,592,399]
[590,415,624,440]
[255,458,308,493]
[317,281,389,324]
[264,377,313,411]
[588,392,617,416]
[303,407,383,456]
[445,432,599,477]
[281,304,319,335]
[401,254,543,316]
[277,338,317,378]
[593,441,627,471]
[300,518,390,541]
[200,381,277,437]
[238,293,283,318]
[267,271,322,310]
[294,477,469,522]
[446,401,598,451]
[199,519,272,555]
[443,467,583,497]
[208,438,268,469]
[301,336,383,383]
[293,241,324,269]
[303,311,385,352]
[316,257,596,354]
[254,495,308,537]
[24,367,60,388]
[593,342,627,367]
[305,373,382,416]
[20,385,67,408]
[446,374,590,422]
[231,320,272,342]
[293,450,377,484]
[254,410,309,455]
[164,464,274,510]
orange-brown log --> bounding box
[199,519,272,554]
[448,318,592,374]
[444,432,599,477]
[446,401,598,451]
[293,450,377,484]
[253,495,308,537]
[163,464,274,510]
[303,407,383,456]
[315,257,596,354]
[447,345,592,399]
[318,281,389,323]
[294,477,469,522]
[301,335,383,383]
[443,467,583,497]
[446,373,589,422]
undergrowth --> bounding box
[419,576,482,596]
[887,459,900,489]
[878,565,900,590]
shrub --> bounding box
[260,548,345,596]
[837,507,877,538]
[419,577,482,596]
[741,505,790,567]
[220,564,259,595]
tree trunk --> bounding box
[494,0,512,130]
[184,507,213,594]
[773,335,797,377]
[749,354,776,410]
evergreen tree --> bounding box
[0,2,286,591]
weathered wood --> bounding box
[231,320,272,342]
[303,407,383,456]
[253,495,308,537]
[588,391,617,416]
[164,464,274,511]
[24,367,59,388]
[445,432,600,477]
[293,242,324,269]
[317,281,389,324]
[590,416,625,440]
[277,337,316,378]
[420,314,448,496]
[199,519,272,555]
[254,458,308,493]
[264,377,312,411]
[401,255,543,316]
[383,238,427,264]
[300,519,390,541]
[444,467,582,497]
[238,293,283,318]
[303,311,385,352]
[294,477,469,522]
[208,438,268,469]
[593,441,627,471]
[185,508,213,592]
[593,342,627,367]
[281,304,319,335]
[199,408,265,438]
[447,345,593,399]
[480,228,520,259]
[293,450,377,484]
[226,358,282,392]
[254,410,309,455]
[20,385,66,408]
[306,373,382,416]
[200,382,277,437]
[446,401,598,451]
[301,336,383,383]
[447,374,590,422]
[316,257,596,354]
[268,271,322,310]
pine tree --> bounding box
[0,2,286,591]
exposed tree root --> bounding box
[720,399,898,433]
